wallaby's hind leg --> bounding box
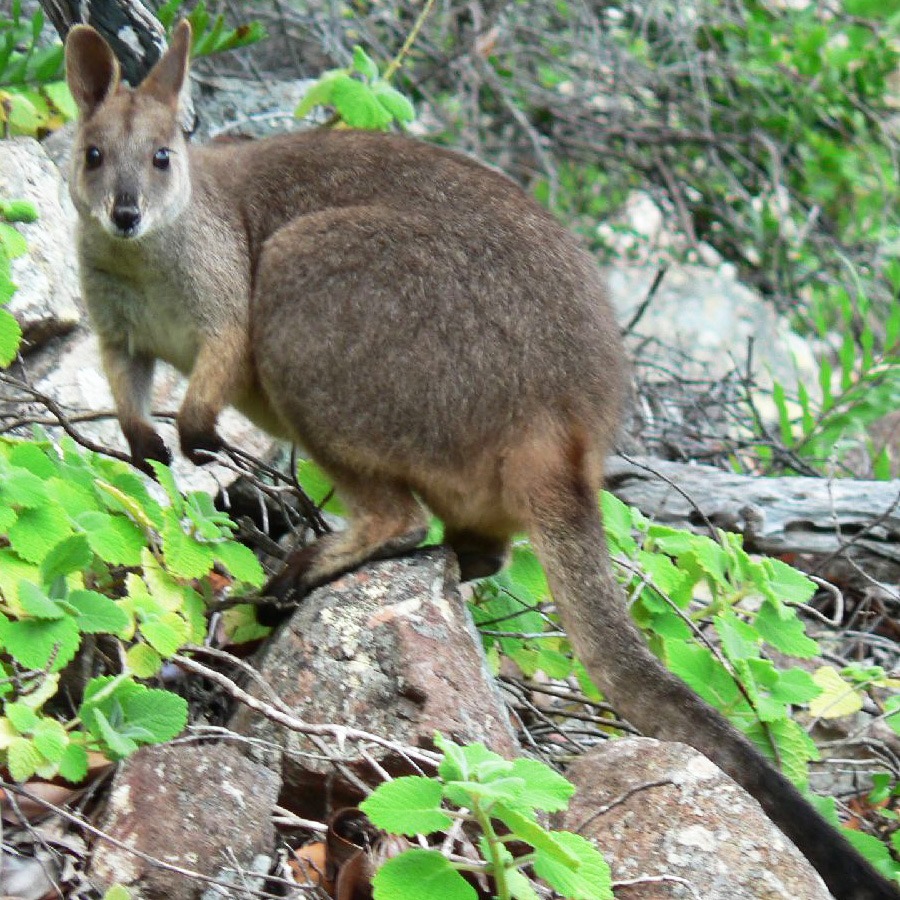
[444,528,509,581]
[259,470,427,625]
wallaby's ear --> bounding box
[139,19,192,108]
[65,25,120,118]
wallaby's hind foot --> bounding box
[258,525,428,626]
[258,473,428,625]
[445,529,509,581]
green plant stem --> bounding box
[383,0,437,81]
[472,800,512,900]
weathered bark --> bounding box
[607,455,900,583]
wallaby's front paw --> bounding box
[126,425,172,476]
[178,422,224,466]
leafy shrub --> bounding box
[295,45,416,130]
[360,733,612,900]
[0,434,266,779]
[0,2,75,137]
[156,0,265,57]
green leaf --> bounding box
[31,718,67,762]
[67,590,131,635]
[0,222,27,258]
[372,81,415,123]
[0,551,40,606]
[139,612,189,657]
[435,735,504,782]
[601,492,638,554]
[332,75,393,130]
[214,539,264,586]
[493,803,580,866]
[58,741,88,783]
[744,718,819,787]
[507,758,575,812]
[80,676,187,757]
[7,443,56,479]
[761,559,817,606]
[8,503,72,563]
[147,461,183,514]
[161,512,214,578]
[221,604,271,644]
[664,639,744,713]
[7,735,41,781]
[444,776,525,807]
[294,71,343,120]
[754,601,820,659]
[495,545,548,603]
[17,580,64,620]
[93,708,138,759]
[5,701,39,733]
[360,776,453,835]
[0,199,37,223]
[769,667,821,706]
[125,643,163,678]
[121,688,188,742]
[41,534,93,582]
[808,666,864,718]
[0,308,21,366]
[42,80,77,120]
[352,45,379,80]
[2,468,49,507]
[372,849,476,900]
[714,610,760,662]
[102,887,133,900]
[507,868,541,900]
[79,512,145,566]
[0,616,80,671]
[532,831,613,900]
[841,829,898,880]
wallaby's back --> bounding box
[203,130,624,476]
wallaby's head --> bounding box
[65,20,192,240]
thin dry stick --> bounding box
[173,652,440,768]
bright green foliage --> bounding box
[363,734,612,900]
[295,45,416,130]
[102,887,132,900]
[374,850,477,900]
[0,2,75,137]
[156,0,265,57]
[0,434,266,781]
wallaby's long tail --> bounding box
[527,485,899,900]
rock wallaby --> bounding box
[65,21,898,900]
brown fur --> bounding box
[65,22,899,900]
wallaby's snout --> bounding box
[110,192,141,237]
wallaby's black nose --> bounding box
[111,196,141,234]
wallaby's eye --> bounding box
[153,148,171,170]
[85,146,103,170]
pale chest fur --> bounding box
[77,216,247,376]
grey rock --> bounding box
[0,137,81,351]
[89,741,280,900]
[559,738,831,900]
[230,547,518,816]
